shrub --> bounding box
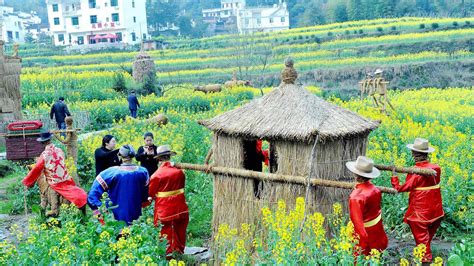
[431,23,439,29]
[112,72,127,94]
[377,27,383,32]
[419,23,425,29]
[453,21,459,27]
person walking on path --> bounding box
[127,90,140,118]
[346,156,388,257]
[50,97,71,130]
[391,138,444,264]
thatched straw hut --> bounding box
[199,59,379,230]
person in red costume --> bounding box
[346,156,388,256]
[146,145,189,257]
[391,138,444,263]
[23,131,87,215]
[256,140,269,166]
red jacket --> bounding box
[148,162,189,224]
[391,161,444,223]
[349,181,388,254]
[23,144,87,208]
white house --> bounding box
[46,0,148,46]
[236,1,289,34]
[202,0,289,35]
[0,5,42,43]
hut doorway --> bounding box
[242,139,271,198]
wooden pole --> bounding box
[0,129,82,137]
[374,164,436,176]
[174,162,397,194]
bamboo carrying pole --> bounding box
[0,129,82,138]
[374,164,436,176]
[175,162,397,194]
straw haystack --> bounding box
[0,39,22,122]
[132,51,156,84]
[199,59,379,231]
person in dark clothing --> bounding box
[94,135,120,176]
[50,97,71,130]
[136,132,159,175]
[127,91,140,118]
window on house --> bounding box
[143,33,146,40]
[15,32,19,39]
[54,17,60,25]
[257,18,261,24]
[89,0,96,8]
[72,17,79,26]
[245,18,249,25]
[133,16,136,23]
[111,0,118,7]
[90,15,97,24]
[7,31,13,41]
[58,34,64,42]
[77,36,84,45]
[112,13,119,22]
[116,32,122,41]
[270,18,274,24]
[52,4,59,12]
[132,1,135,8]
[131,32,136,42]
[281,17,286,23]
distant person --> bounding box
[136,132,159,175]
[94,135,120,176]
[127,90,140,118]
[50,97,71,130]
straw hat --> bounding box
[374,69,383,75]
[346,156,380,179]
[155,145,177,159]
[406,138,435,153]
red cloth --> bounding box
[256,140,269,166]
[161,213,189,255]
[407,219,441,262]
[391,161,444,223]
[22,144,87,208]
[349,181,388,256]
[391,160,444,263]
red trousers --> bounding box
[407,219,441,262]
[160,213,189,255]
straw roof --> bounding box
[199,83,379,142]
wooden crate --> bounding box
[6,135,45,160]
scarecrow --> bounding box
[23,131,87,216]
[146,145,189,256]
[54,116,81,185]
[346,156,388,256]
[391,138,444,263]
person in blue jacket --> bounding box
[88,144,149,225]
[127,90,140,118]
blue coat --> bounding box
[88,165,149,225]
[127,94,140,110]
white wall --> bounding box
[47,0,148,46]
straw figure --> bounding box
[54,116,81,185]
[132,50,156,84]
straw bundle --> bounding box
[132,51,156,83]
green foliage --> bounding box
[432,22,440,29]
[112,72,127,94]
[1,196,168,264]
[447,240,474,265]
